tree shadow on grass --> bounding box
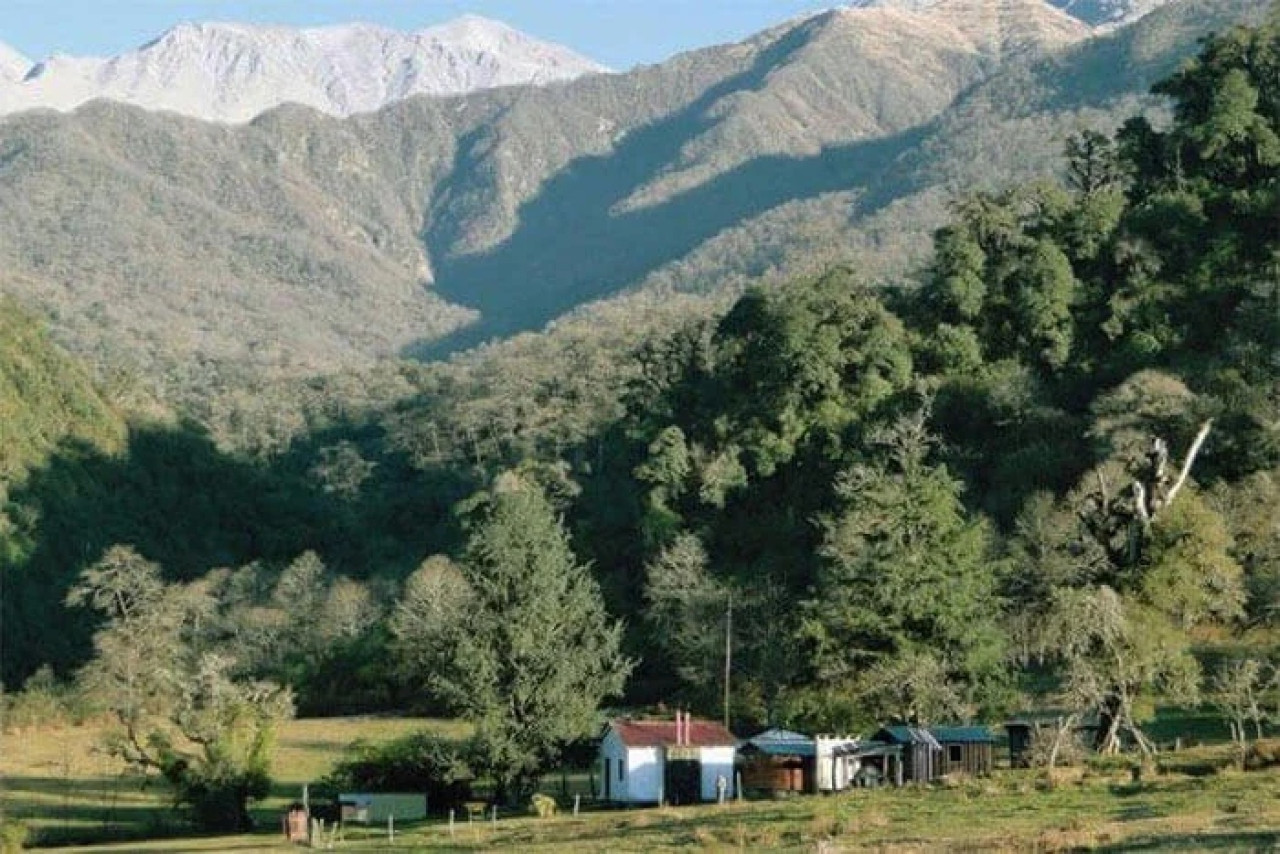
[1,773,182,845]
[1098,830,1280,851]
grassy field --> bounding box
[35,761,1280,852]
[6,718,1280,851]
[0,716,464,848]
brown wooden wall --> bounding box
[741,756,812,793]
[939,741,992,775]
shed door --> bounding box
[664,758,700,805]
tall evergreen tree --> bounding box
[399,474,631,802]
[807,411,1007,725]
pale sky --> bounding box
[0,1,843,70]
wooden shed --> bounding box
[931,726,995,776]
[1005,721,1036,768]
[740,728,815,794]
[872,726,943,783]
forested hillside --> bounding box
[5,4,1276,722]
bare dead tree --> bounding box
[1080,421,1213,567]
[1069,422,1213,753]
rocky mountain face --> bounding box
[0,42,29,82]
[1047,0,1178,28]
[0,0,1263,404]
[0,16,607,123]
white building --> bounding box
[814,735,862,792]
[599,712,738,805]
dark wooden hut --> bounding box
[872,727,942,783]
[1005,721,1035,768]
[931,726,995,776]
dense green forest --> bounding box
[2,8,1278,817]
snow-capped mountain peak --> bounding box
[0,41,30,82]
[0,16,609,123]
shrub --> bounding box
[320,731,473,811]
[1,666,77,732]
[1156,746,1236,777]
[166,761,272,833]
[530,793,557,818]
[1085,753,1139,773]
[1244,740,1280,771]
[1025,726,1086,768]
[1035,766,1084,791]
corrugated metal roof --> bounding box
[930,726,995,744]
[742,741,816,757]
[608,718,737,748]
[740,728,820,756]
[875,726,942,749]
[876,725,994,745]
[749,728,812,744]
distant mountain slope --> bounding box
[0,16,607,123]
[0,0,1263,407]
[0,42,29,82]
[1048,0,1177,28]
[848,0,1182,28]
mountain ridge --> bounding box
[0,42,29,81]
[0,0,1164,124]
[0,15,607,123]
[847,0,1180,28]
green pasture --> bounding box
[6,716,1280,851]
[0,716,461,848]
[45,762,1280,853]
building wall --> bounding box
[599,730,630,802]
[698,746,736,801]
[627,746,663,803]
[741,756,809,793]
[599,732,665,803]
[941,741,992,775]
[815,737,859,791]
[904,744,940,782]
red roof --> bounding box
[609,718,737,748]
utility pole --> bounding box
[723,591,733,729]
